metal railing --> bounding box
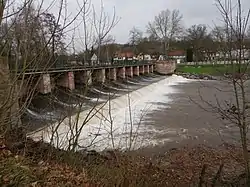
[178,60,250,66]
[10,59,153,74]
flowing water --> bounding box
[27,74,191,151]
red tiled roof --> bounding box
[168,50,185,56]
[115,51,135,58]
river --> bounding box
[27,75,249,152]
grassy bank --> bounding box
[176,64,250,76]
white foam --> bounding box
[126,80,146,85]
[29,75,191,151]
[26,108,57,120]
[103,84,130,92]
[112,82,135,89]
[91,88,121,96]
[52,96,79,108]
[75,93,105,103]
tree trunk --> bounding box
[0,1,5,25]
[0,57,21,135]
[163,41,167,56]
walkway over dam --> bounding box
[0,58,177,127]
[11,60,154,75]
[5,59,176,97]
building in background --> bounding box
[114,51,135,60]
[167,50,186,63]
[137,53,152,61]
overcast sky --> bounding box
[88,0,250,44]
[42,0,249,50]
[99,0,219,43]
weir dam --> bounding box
[2,58,179,151]
[23,73,166,131]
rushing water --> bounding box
[27,74,191,151]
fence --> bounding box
[180,60,250,66]
[9,59,153,74]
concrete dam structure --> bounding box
[2,58,177,150]
[18,63,156,127]
[15,63,154,97]
[28,74,188,151]
[35,64,154,94]
[11,60,176,100]
[154,60,177,75]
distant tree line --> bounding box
[0,0,119,69]
[0,3,66,69]
[2,4,250,67]
[90,8,250,62]
[127,9,250,62]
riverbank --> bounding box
[0,133,246,186]
[176,64,250,76]
[175,72,217,80]
[2,76,249,186]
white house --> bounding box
[158,55,165,61]
[91,53,98,65]
[137,53,152,60]
[144,54,152,60]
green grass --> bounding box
[176,64,250,76]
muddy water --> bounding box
[142,79,250,155]
[26,75,250,153]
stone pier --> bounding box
[75,70,92,85]
[155,60,176,75]
[107,68,117,81]
[57,72,75,90]
[150,65,154,73]
[125,67,133,77]
[144,65,150,74]
[117,67,126,79]
[139,65,144,75]
[94,69,106,83]
[11,62,176,107]
[133,66,139,76]
[38,74,51,94]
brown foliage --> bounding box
[0,130,247,187]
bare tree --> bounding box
[77,0,94,64]
[129,27,143,55]
[186,24,213,61]
[101,34,115,62]
[129,27,143,45]
[197,0,250,184]
[0,0,150,159]
[0,0,6,24]
[0,0,32,24]
[92,0,120,64]
[211,26,230,61]
[147,9,183,55]
[0,0,85,138]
